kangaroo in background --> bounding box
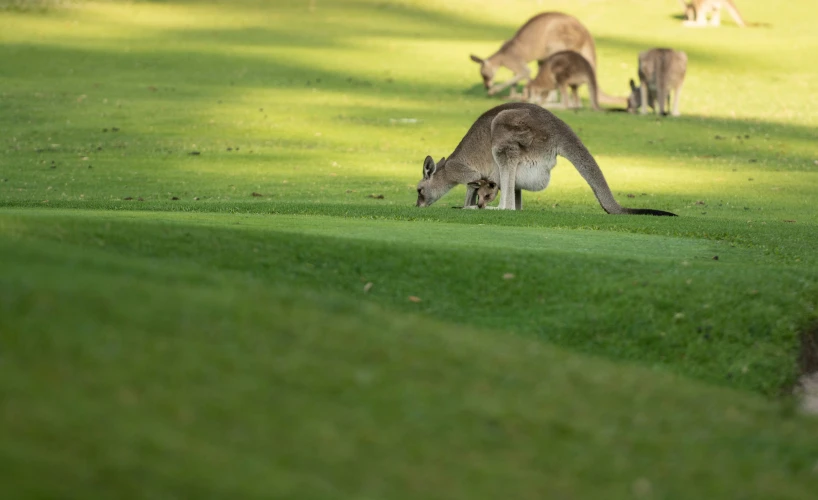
[680,0,746,27]
[523,51,603,111]
[627,48,687,117]
[469,12,621,104]
[415,102,676,216]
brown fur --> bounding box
[470,178,499,209]
[627,48,687,117]
[681,0,746,27]
[416,103,676,216]
[525,51,602,111]
[469,12,598,98]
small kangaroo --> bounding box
[469,12,598,97]
[627,48,687,117]
[524,51,602,111]
[471,178,499,209]
[680,0,746,27]
[415,102,676,216]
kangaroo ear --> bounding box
[629,78,637,91]
[470,54,484,64]
[423,155,436,179]
[467,181,480,189]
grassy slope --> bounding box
[2,223,818,499]
[2,0,818,497]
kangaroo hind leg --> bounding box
[671,81,684,117]
[490,109,541,210]
[570,85,581,108]
[492,146,520,210]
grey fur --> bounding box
[415,103,676,216]
[628,48,687,117]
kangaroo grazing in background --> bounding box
[469,12,621,104]
[523,50,603,111]
[415,102,676,216]
[680,0,746,27]
[627,48,687,117]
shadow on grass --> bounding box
[3,38,817,171]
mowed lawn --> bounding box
[2,0,818,497]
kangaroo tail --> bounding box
[592,63,627,106]
[597,88,627,106]
[586,66,601,111]
[621,208,677,216]
[557,126,677,217]
[656,51,669,114]
[724,0,746,27]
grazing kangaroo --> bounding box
[627,48,687,117]
[524,51,602,111]
[415,102,676,216]
[680,0,746,27]
[470,11,626,105]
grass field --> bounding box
[2,0,818,497]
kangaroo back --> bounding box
[504,12,597,68]
[490,105,676,216]
[656,50,669,114]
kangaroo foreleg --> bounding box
[639,78,649,115]
[488,69,530,96]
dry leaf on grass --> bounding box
[408,296,422,303]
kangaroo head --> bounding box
[469,179,499,209]
[470,54,496,90]
[627,78,641,113]
[416,155,450,207]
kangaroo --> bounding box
[524,51,602,111]
[627,48,687,117]
[469,12,620,105]
[680,0,746,27]
[471,178,500,209]
[415,102,676,216]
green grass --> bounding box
[2,0,818,497]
